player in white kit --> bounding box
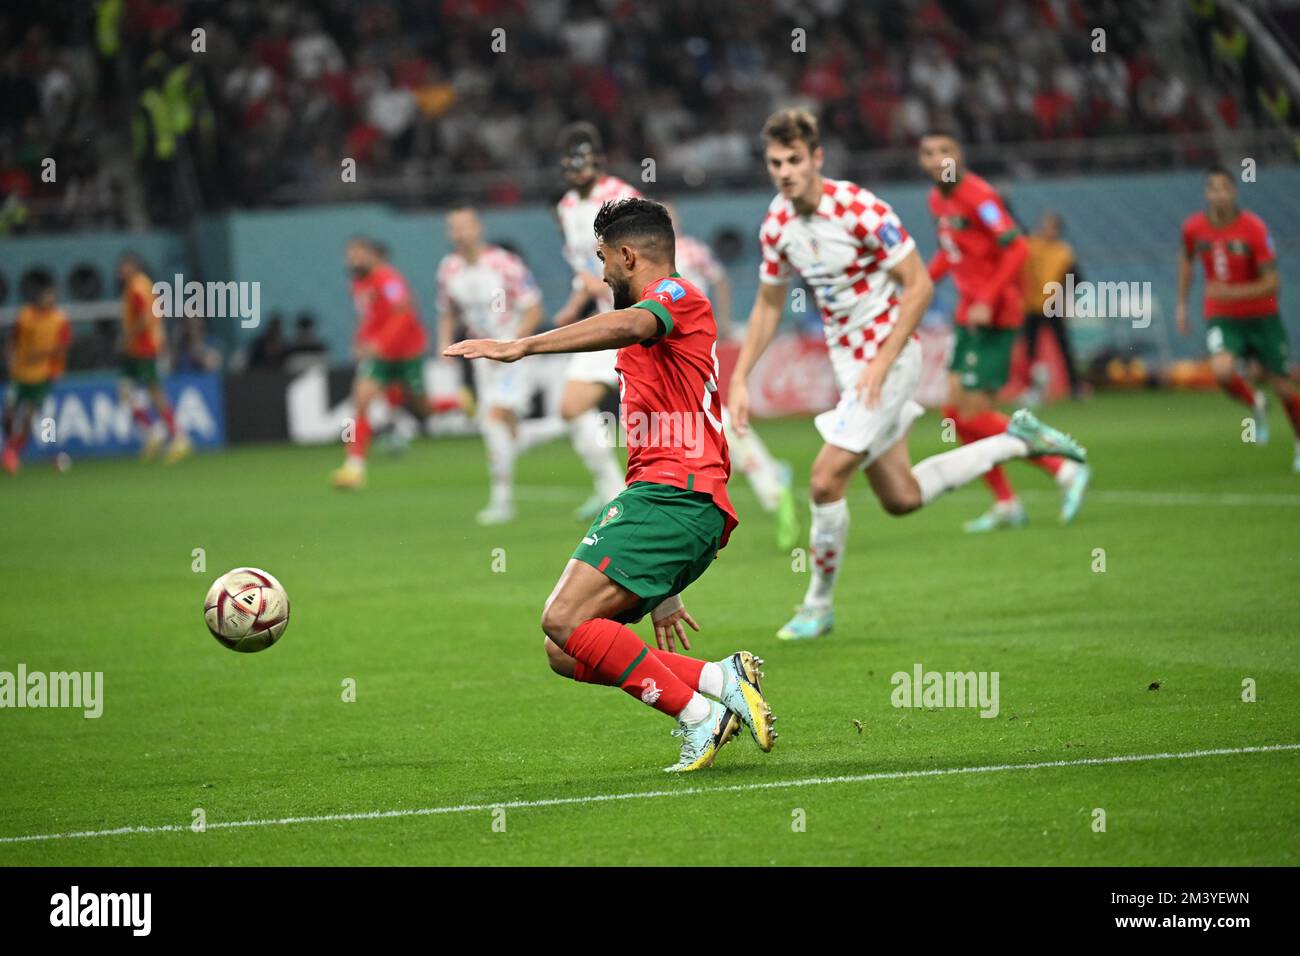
[728,110,1087,641]
[551,123,636,520]
[437,205,558,525]
[665,202,800,551]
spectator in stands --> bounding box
[285,313,327,359]
[247,314,287,369]
[173,315,222,373]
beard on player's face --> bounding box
[609,272,635,310]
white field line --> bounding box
[516,485,1300,508]
[2,743,1296,846]
[1019,489,1300,508]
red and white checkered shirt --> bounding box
[759,177,916,364]
[557,174,642,311]
[436,245,541,339]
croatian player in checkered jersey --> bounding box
[437,204,564,525]
[551,122,639,520]
[666,201,800,551]
[728,110,1088,641]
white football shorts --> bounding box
[814,336,924,465]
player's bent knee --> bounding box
[539,599,577,647]
[880,492,921,516]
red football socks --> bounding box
[565,618,697,717]
[1281,391,1300,438]
[1223,373,1256,408]
[350,415,373,459]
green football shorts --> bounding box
[1206,315,1290,376]
[572,481,726,623]
[119,356,160,386]
[8,380,53,407]
[359,357,425,395]
[950,325,1017,392]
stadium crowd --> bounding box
[2,0,1214,228]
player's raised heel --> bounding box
[1007,408,1087,463]
[717,651,777,752]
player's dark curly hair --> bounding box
[593,198,675,263]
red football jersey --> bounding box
[1181,209,1277,319]
[618,273,738,547]
[352,263,427,359]
[928,172,1024,328]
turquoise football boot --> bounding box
[664,698,734,773]
[962,501,1028,533]
[716,651,777,752]
[1007,408,1087,463]
[777,604,833,641]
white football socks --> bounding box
[481,418,517,508]
[697,661,725,699]
[913,433,1029,505]
[570,409,624,500]
[677,692,711,725]
[803,498,849,609]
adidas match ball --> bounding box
[203,568,290,653]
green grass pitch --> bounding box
[1,390,1296,865]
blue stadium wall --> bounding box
[3,167,1298,365]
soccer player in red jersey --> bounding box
[118,252,191,464]
[446,198,776,772]
[332,237,459,489]
[1177,167,1300,471]
[918,130,1090,531]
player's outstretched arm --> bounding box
[444,308,660,363]
[728,281,787,434]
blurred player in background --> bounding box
[118,252,191,464]
[666,202,799,550]
[731,110,1087,641]
[1021,211,1085,403]
[332,236,459,489]
[437,204,562,523]
[551,123,639,519]
[1178,167,1300,472]
[2,272,70,475]
[447,197,775,772]
[918,132,1089,532]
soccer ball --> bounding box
[203,567,290,653]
